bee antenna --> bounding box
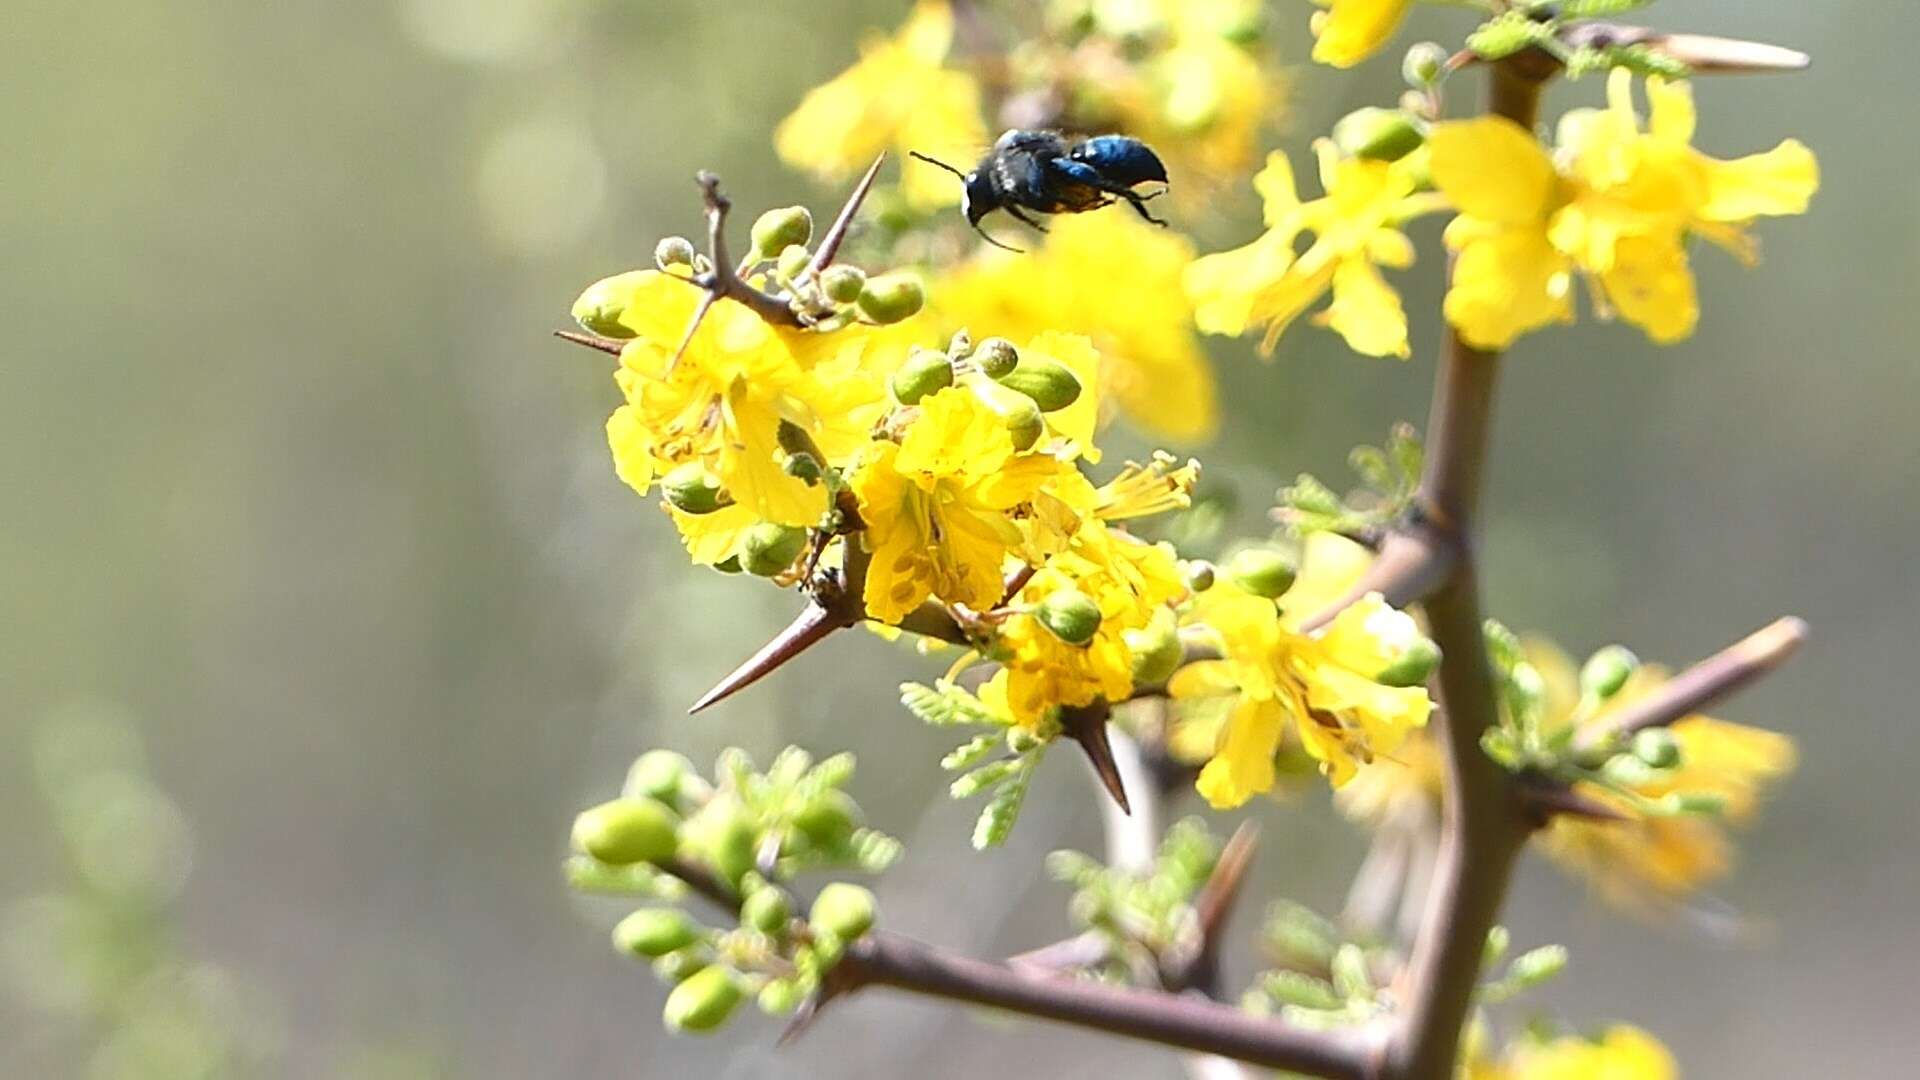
[908,151,969,181]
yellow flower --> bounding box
[775,0,988,209]
[995,523,1188,726]
[1495,1025,1678,1080]
[1119,1,1286,192]
[850,386,1067,623]
[938,213,1219,442]
[1171,578,1432,806]
[1310,0,1415,70]
[1186,143,1442,359]
[1430,71,1817,350]
[606,272,882,562]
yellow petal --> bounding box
[1316,256,1410,359]
[1309,0,1415,70]
[1195,698,1285,808]
[1600,231,1699,344]
[1430,118,1559,226]
[1443,228,1575,350]
[1699,139,1819,221]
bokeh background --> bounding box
[5,1,1915,1075]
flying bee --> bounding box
[911,129,1169,252]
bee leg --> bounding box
[1116,190,1168,226]
[1005,205,1051,234]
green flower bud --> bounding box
[1580,645,1639,701]
[1506,944,1568,988]
[664,965,745,1033]
[1664,792,1728,816]
[571,270,651,338]
[624,750,694,806]
[661,462,732,515]
[1226,548,1297,599]
[792,789,860,849]
[740,523,807,577]
[890,346,955,405]
[820,264,866,304]
[776,243,811,281]
[741,885,795,937]
[1403,41,1448,88]
[1124,612,1183,685]
[998,358,1083,413]
[654,236,697,272]
[613,908,703,958]
[694,798,759,891]
[1183,560,1217,592]
[856,273,927,325]
[572,798,679,866]
[1333,107,1427,163]
[751,205,814,259]
[757,977,807,1016]
[1631,728,1681,770]
[1036,588,1103,646]
[973,337,1020,379]
[1376,637,1441,688]
[809,882,877,942]
[651,944,713,984]
[967,376,1044,451]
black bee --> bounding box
[911,130,1169,251]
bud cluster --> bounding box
[567,747,897,1035]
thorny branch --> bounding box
[573,36,1816,1080]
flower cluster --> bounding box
[1432,69,1818,349]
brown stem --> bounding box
[1383,59,1548,1080]
[836,931,1377,1078]
[1572,616,1808,751]
[692,171,802,327]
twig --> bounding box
[1572,617,1808,750]
[833,931,1378,1078]
[1382,58,1549,1080]
[690,171,802,327]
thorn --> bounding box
[805,152,886,280]
[1193,821,1259,947]
[553,329,625,356]
[1516,777,1632,827]
[1061,704,1129,815]
[689,602,849,714]
[1558,23,1811,75]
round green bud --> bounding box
[1580,645,1639,701]
[820,264,867,304]
[740,523,808,577]
[792,789,860,849]
[757,977,807,1017]
[973,337,1020,379]
[740,886,794,937]
[1183,560,1217,592]
[1332,107,1427,163]
[571,270,650,338]
[1376,637,1441,688]
[1403,42,1448,89]
[623,750,693,806]
[998,358,1083,413]
[1631,728,1681,770]
[572,797,679,866]
[613,908,703,958]
[661,462,731,516]
[1124,612,1184,685]
[751,205,814,260]
[809,882,877,942]
[890,346,956,405]
[1226,548,1297,599]
[776,243,811,281]
[664,965,746,1033]
[651,944,713,984]
[967,377,1045,451]
[695,799,760,891]
[1036,588,1103,646]
[856,273,927,325]
[654,236,698,272]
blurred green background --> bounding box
[4,1,1914,1075]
